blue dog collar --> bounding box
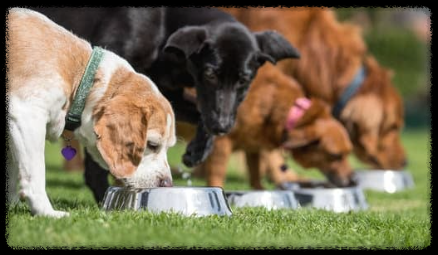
[332,65,367,119]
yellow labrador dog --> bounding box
[6,8,176,217]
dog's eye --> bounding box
[204,67,217,82]
[384,123,399,134]
[147,141,160,152]
[328,153,343,161]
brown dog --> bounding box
[185,63,354,189]
[223,7,407,170]
[175,122,300,186]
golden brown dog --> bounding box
[223,7,407,170]
[180,63,354,189]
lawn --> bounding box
[6,129,431,249]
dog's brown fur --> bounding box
[175,122,300,185]
[223,7,407,170]
[194,63,353,189]
[7,8,176,217]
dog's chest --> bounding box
[46,92,68,142]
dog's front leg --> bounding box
[245,151,264,190]
[182,123,215,167]
[8,107,68,218]
[204,136,233,188]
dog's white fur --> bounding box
[6,8,176,218]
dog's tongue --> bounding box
[61,146,77,161]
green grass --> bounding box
[6,129,431,249]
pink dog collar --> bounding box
[285,97,312,130]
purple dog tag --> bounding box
[61,146,77,161]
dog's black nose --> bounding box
[159,177,173,187]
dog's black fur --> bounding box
[32,7,300,202]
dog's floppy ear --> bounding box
[282,127,320,149]
[254,30,301,65]
[163,26,208,61]
[94,96,149,179]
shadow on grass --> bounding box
[46,163,81,173]
[6,203,30,217]
[6,199,98,216]
[46,178,85,190]
[52,197,98,210]
[46,163,86,190]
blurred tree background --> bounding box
[335,7,431,129]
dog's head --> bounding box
[79,66,176,188]
[163,22,300,135]
[340,56,407,170]
[282,99,354,187]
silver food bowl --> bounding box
[354,169,415,193]
[280,181,368,213]
[224,190,299,210]
[102,186,232,217]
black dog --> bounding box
[32,7,300,202]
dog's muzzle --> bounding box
[204,117,234,135]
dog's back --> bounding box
[30,7,166,70]
[29,7,117,40]
[7,8,91,94]
[222,7,366,103]
[164,7,236,34]
[29,7,236,72]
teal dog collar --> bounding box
[64,46,104,131]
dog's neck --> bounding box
[285,98,312,130]
[275,8,366,106]
[262,80,308,146]
[53,42,95,110]
[65,47,105,131]
[269,92,328,148]
[332,65,366,119]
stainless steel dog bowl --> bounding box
[280,181,368,213]
[102,186,232,217]
[354,169,415,193]
[224,190,299,210]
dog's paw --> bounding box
[182,149,204,168]
[182,153,200,168]
[182,137,214,168]
[38,210,70,218]
[49,210,70,218]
